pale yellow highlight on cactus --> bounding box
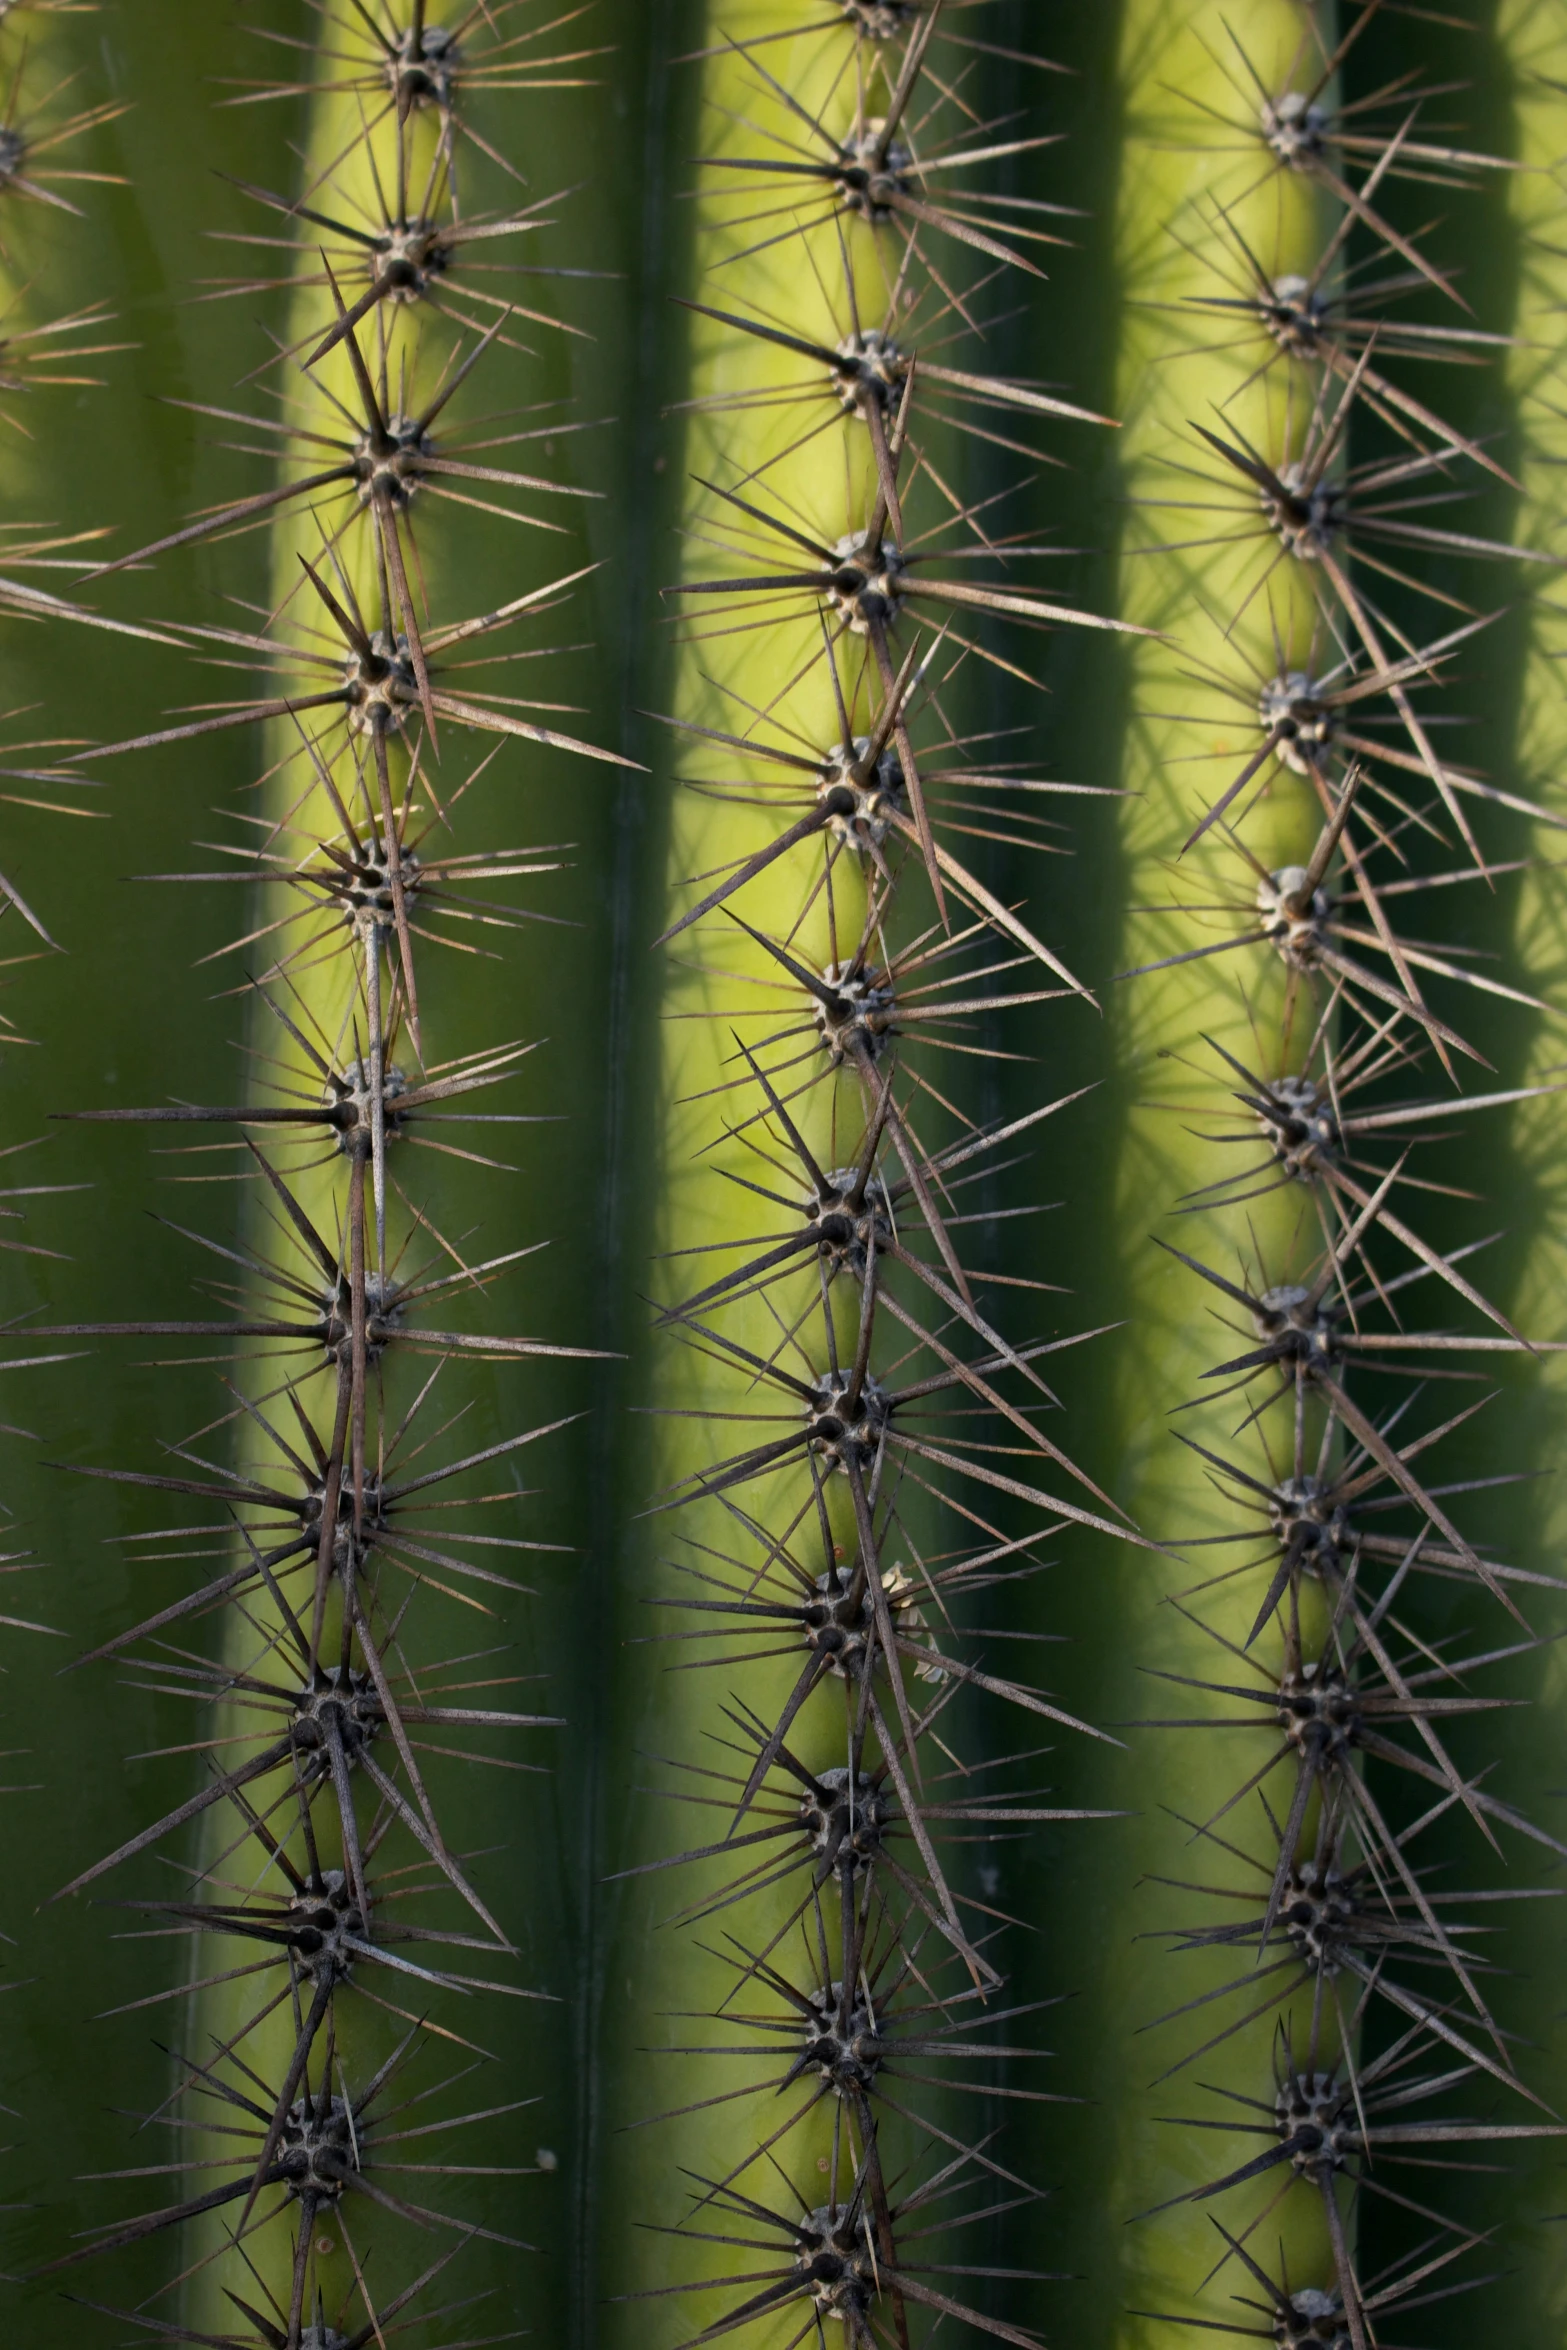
[181,69,451,2340]
[1100,2,1343,2337]
[608,8,944,2339]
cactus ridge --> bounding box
[6,9,618,2342]
[1120,4,1567,2340]
[619,8,1141,2346]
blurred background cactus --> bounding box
[0,4,1562,2348]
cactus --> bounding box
[0,3,1562,2348]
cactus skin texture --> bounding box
[0,7,1562,2350]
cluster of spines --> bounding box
[11,9,621,2344]
[1130,7,1565,2342]
[630,7,1148,2343]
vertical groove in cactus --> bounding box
[0,5,1564,2348]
